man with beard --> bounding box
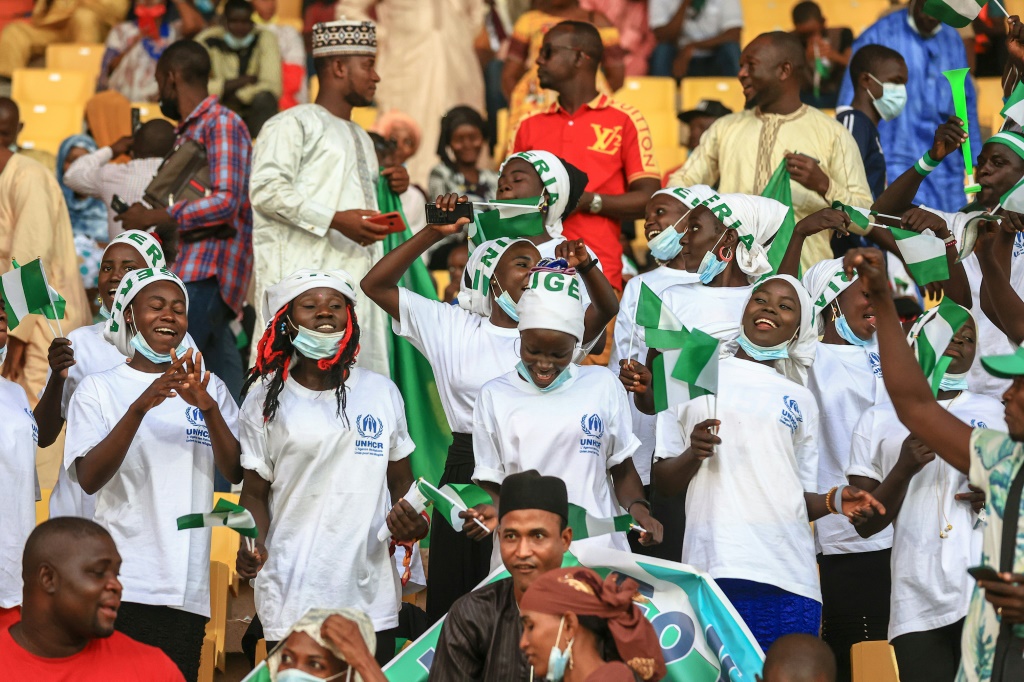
[247,19,407,375]
[116,40,253,402]
[0,518,183,679]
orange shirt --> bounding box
[511,94,659,289]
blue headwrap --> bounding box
[56,134,108,243]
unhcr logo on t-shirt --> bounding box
[185,407,211,447]
[579,414,604,456]
[355,414,385,456]
[779,396,803,435]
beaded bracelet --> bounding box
[914,151,940,177]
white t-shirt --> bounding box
[65,363,238,617]
[394,288,520,434]
[846,393,1005,640]
[610,266,699,485]
[240,369,413,637]
[808,342,893,555]
[472,366,640,551]
[654,357,822,602]
[648,0,744,53]
[935,208,1024,398]
[659,282,754,357]
[0,378,37,608]
[47,323,198,520]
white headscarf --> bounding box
[458,237,532,317]
[651,184,717,209]
[749,274,817,386]
[104,230,167,270]
[104,267,189,358]
[801,257,857,334]
[703,192,789,280]
[517,271,585,343]
[267,608,377,682]
[262,269,358,326]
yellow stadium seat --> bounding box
[277,0,302,21]
[36,488,52,526]
[210,493,242,595]
[131,102,172,124]
[351,106,377,131]
[680,77,745,115]
[614,76,677,120]
[433,269,450,301]
[743,0,790,41]
[644,110,681,151]
[12,68,96,107]
[851,640,899,682]
[206,561,230,672]
[275,16,303,33]
[45,43,105,79]
[820,0,892,36]
[18,103,85,155]
[198,634,216,682]
[256,639,268,665]
[975,77,1004,140]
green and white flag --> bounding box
[651,328,719,412]
[1001,176,1024,213]
[567,503,633,540]
[417,479,492,530]
[1001,81,1024,126]
[0,258,66,329]
[241,663,271,681]
[636,282,687,349]
[760,159,797,278]
[468,197,545,251]
[832,201,876,236]
[923,0,985,28]
[177,498,258,538]
[891,227,949,285]
[909,297,971,396]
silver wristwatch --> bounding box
[588,193,603,214]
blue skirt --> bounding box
[717,578,822,652]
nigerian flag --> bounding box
[1001,175,1024,213]
[910,298,971,396]
[1002,81,1024,126]
[379,175,453,492]
[651,328,720,412]
[177,498,258,538]
[636,282,687,349]
[417,479,492,530]
[759,159,797,277]
[468,197,545,251]
[923,0,985,28]
[832,201,876,235]
[567,503,633,540]
[891,227,949,285]
[0,258,66,329]
[241,663,270,681]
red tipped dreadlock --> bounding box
[242,299,361,424]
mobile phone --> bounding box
[366,211,407,234]
[967,565,1002,582]
[131,107,141,134]
[111,194,130,214]
[425,202,474,226]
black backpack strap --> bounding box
[992,456,1024,680]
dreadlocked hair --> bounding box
[241,299,361,424]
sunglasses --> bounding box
[539,44,586,61]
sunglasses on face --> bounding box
[539,43,585,61]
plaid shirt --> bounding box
[168,96,253,314]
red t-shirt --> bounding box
[511,94,660,289]
[0,606,21,630]
[0,625,184,681]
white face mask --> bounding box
[275,667,351,682]
[867,74,908,121]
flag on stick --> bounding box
[177,498,258,538]
[760,159,797,277]
[417,480,492,532]
[832,201,877,235]
[923,0,986,28]
[567,503,634,540]
[0,258,67,329]
[636,282,688,349]
[1002,81,1024,126]
[468,198,545,251]
[909,298,972,396]
[1001,176,1024,213]
[891,227,950,285]
[650,328,720,412]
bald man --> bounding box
[0,97,56,172]
[758,634,837,682]
[0,518,183,680]
[668,31,872,269]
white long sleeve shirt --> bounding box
[62,147,163,241]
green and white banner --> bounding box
[468,198,545,251]
[382,544,765,681]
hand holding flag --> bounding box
[468,197,545,251]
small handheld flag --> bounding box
[0,258,67,333]
[760,159,797,277]
[566,503,637,540]
[636,282,688,350]
[923,0,988,28]
[416,479,492,533]
[909,298,972,396]
[1002,81,1024,127]
[177,498,258,552]
[377,483,428,542]
[832,201,881,235]
[650,328,720,413]
[891,227,950,285]
[468,198,545,251]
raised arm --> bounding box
[872,116,967,217]
[555,238,618,349]
[776,207,850,278]
[844,248,973,473]
[978,213,1024,344]
[899,207,972,308]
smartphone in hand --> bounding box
[425,202,474,225]
[111,194,130,214]
[968,565,1003,582]
[366,211,407,234]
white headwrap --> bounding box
[267,608,377,682]
[104,230,167,270]
[801,257,858,333]
[517,271,585,343]
[262,269,358,326]
[750,274,817,386]
[458,237,532,317]
[104,267,189,358]
[500,150,575,238]
[651,184,718,209]
[907,302,976,364]
[702,192,789,280]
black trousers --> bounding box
[818,549,893,682]
[115,602,207,682]
[425,433,493,624]
[891,618,964,682]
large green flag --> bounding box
[378,175,453,489]
[759,159,797,278]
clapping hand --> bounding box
[174,348,216,412]
[130,350,190,415]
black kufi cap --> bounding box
[499,470,569,522]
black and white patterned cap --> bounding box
[311,19,376,58]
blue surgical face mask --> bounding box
[99,304,112,320]
[290,319,345,360]
[696,232,729,284]
[0,344,7,367]
[737,329,790,361]
[868,74,908,121]
[517,360,575,393]
[6,143,17,153]
[544,616,573,681]
[130,331,186,364]
[194,0,214,13]
[492,282,520,322]
[224,30,256,51]
[647,211,690,262]
[276,667,350,682]
[833,302,873,347]
[940,371,969,392]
